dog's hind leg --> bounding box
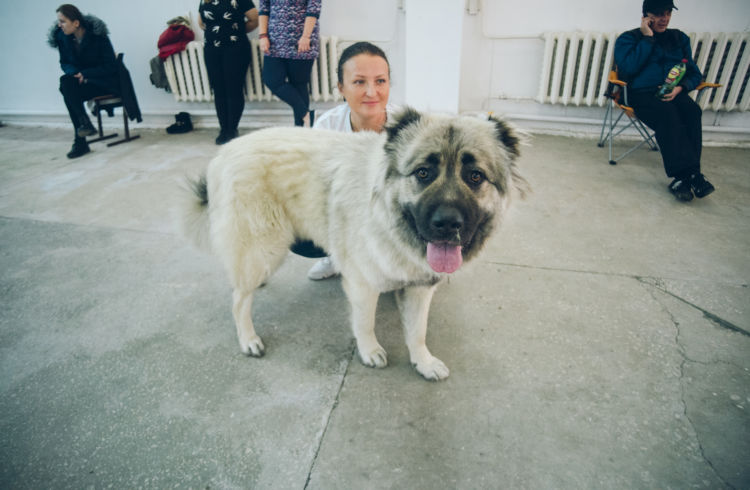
[396,284,449,381]
[229,239,288,357]
[342,276,387,368]
[232,289,265,356]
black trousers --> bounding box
[629,90,703,179]
[59,75,115,139]
[204,43,251,134]
[262,57,314,126]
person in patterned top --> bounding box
[258,0,321,126]
[198,0,259,144]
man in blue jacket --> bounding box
[614,0,714,202]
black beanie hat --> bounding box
[642,0,678,16]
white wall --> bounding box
[0,0,199,118]
[461,0,750,138]
[0,0,405,120]
[1,0,748,139]
[404,0,464,113]
[481,0,750,37]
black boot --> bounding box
[216,129,240,145]
[216,129,238,145]
[66,138,90,159]
[166,112,193,134]
[76,116,97,138]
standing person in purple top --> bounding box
[258,0,321,127]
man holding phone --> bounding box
[614,0,714,202]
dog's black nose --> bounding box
[430,204,463,239]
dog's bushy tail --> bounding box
[178,174,212,252]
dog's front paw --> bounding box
[358,344,388,368]
[240,336,266,357]
[414,356,450,381]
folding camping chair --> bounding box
[597,69,720,165]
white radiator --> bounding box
[538,31,750,112]
[164,36,342,103]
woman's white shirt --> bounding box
[313,103,397,133]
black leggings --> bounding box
[59,75,115,139]
[630,90,703,179]
[262,57,314,126]
[204,43,251,134]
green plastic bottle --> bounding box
[656,59,687,99]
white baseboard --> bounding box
[2,104,748,146]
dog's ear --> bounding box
[489,116,520,159]
[386,107,422,142]
[489,116,530,198]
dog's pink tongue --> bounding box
[426,242,463,273]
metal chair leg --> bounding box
[107,106,140,147]
[86,105,117,144]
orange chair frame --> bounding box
[597,69,720,165]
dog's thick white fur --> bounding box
[183,109,525,380]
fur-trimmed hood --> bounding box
[47,14,109,48]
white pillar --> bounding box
[403,0,464,113]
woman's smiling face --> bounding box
[338,54,391,121]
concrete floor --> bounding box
[0,124,748,489]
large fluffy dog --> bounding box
[182,108,526,380]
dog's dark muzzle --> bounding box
[429,204,464,244]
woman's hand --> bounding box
[260,37,270,55]
[661,85,683,102]
[74,72,85,84]
[297,34,311,53]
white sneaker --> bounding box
[307,256,339,280]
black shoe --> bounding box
[308,109,315,127]
[66,140,90,159]
[166,112,193,134]
[668,178,694,202]
[216,129,238,145]
[76,118,97,138]
[690,173,715,198]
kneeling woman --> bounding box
[304,41,396,280]
[48,4,119,159]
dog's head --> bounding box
[382,108,528,273]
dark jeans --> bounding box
[262,57,314,126]
[290,240,327,258]
[59,74,116,139]
[204,43,251,135]
[629,90,703,179]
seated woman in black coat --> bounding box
[48,4,119,158]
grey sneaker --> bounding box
[307,256,338,280]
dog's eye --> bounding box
[468,170,485,185]
[415,168,431,181]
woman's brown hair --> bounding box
[56,4,83,23]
